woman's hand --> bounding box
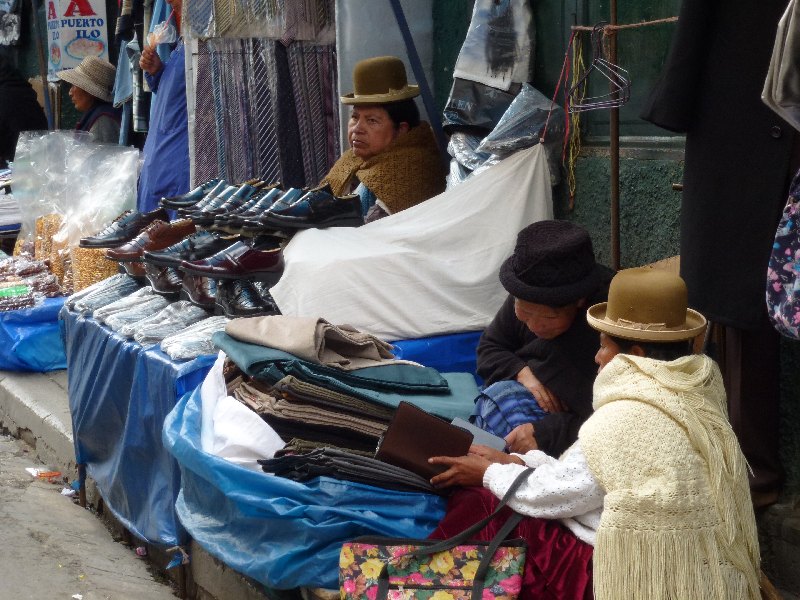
[139,46,163,76]
[428,454,491,488]
[515,366,565,413]
[469,444,524,465]
[505,423,538,454]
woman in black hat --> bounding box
[474,220,614,457]
[0,56,47,168]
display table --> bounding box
[0,297,67,371]
[61,308,215,546]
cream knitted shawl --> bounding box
[579,354,760,600]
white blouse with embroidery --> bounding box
[482,442,604,545]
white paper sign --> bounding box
[46,0,109,80]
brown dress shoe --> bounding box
[180,274,217,309]
[106,219,197,263]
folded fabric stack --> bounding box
[216,315,480,492]
[258,447,439,495]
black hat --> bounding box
[499,220,606,306]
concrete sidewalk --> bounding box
[0,369,288,600]
[0,367,799,598]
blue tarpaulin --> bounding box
[392,330,482,381]
[164,385,447,590]
[0,297,67,371]
[61,308,215,546]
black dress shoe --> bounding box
[160,178,223,209]
[237,188,307,235]
[211,188,285,232]
[259,192,364,230]
[215,279,280,318]
[189,184,278,226]
[177,184,239,217]
[144,262,183,297]
[142,230,241,268]
[79,208,169,248]
[252,281,281,314]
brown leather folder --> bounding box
[374,401,474,480]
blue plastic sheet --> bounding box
[164,386,446,590]
[61,308,215,546]
[0,297,67,371]
[392,331,483,381]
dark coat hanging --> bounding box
[641,0,796,330]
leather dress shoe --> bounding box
[238,188,306,235]
[252,281,281,313]
[106,219,197,262]
[142,230,240,268]
[189,183,279,226]
[179,240,284,282]
[215,279,280,318]
[162,179,230,211]
[177,184,240,217]
[121,260,147,279]
[259,191,363,230]
[210,187,284,233]
[160,178,223,209]
[180,274,217,309]
[144,262,184,297]
[79,208,169,248]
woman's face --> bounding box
[69,85,95,113]
[347,105,404,160]
[595,333,623,373]
[513,298,581,340]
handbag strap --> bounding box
[375,467,533,599]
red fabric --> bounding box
[429,487,594,600]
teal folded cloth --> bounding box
[213,332,478,420]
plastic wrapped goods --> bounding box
[160,316,230,360]
[132,301,211,345]
[93,286,157,324]
[70,275,143,315]
[105,296,172,333]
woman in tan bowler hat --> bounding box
[56,56,121,144]
[427,268,763,600]
[321,56,446,222]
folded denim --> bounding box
[92,286,156,323]
[105,296,171,333]
[69,275,143,315]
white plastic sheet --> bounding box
[271,145,552,340]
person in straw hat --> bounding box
[321,55,446,222]
[428,267,762,600]
[56,56,121,144]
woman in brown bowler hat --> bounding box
[321,56,446,222]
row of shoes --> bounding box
[78,208,283,318]
[161,177,364,233]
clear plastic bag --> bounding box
[71,276,143,315]
[66,274,138,311]
[93,286,158,324]
[105,295,172,333]
[160,315,230,360]
[132,301,211,345]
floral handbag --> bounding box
[339,469,531,600]
[767,167,800,339]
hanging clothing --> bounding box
[322,121,446,214]
[75,102,121,144]
[640,0,797,498]
[0,58,47,167]
[137,38,189,213]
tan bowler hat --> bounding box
[587,267,707,342]
[341,56,420,105]
[56,56,116,103]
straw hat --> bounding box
[499,220,609,306]
[56,56,115,103]
[587,267,707,342]
[340,56,419,105]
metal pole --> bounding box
[30,0,55,129]
[609,0,620,270]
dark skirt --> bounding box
[429,486,594,600]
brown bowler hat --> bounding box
[587,267,707,342]
[340,56,420,105]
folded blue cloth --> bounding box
[471,379,548,437]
